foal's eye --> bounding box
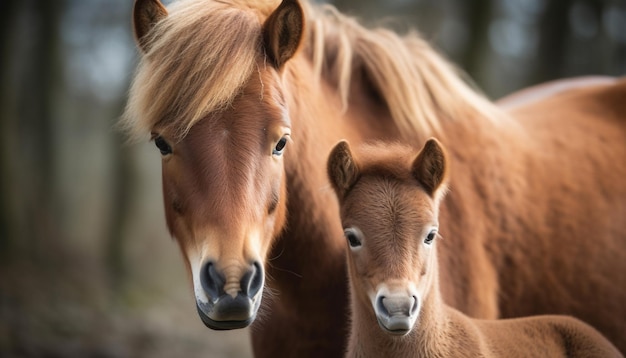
[154,136,172,156]
[273,136,288,156]
[424,229,437,245]
[344,228,362,249]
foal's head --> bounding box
[328,139,448,336]
[128,0,305,329]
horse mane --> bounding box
[122,0,505,141]
[122,0,281,141]
[305,3,505,138]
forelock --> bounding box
[122,0,280,141]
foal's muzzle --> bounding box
[196,261,264,330]
[374,293,419,335]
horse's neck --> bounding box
[265,59,348,293]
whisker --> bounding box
[318,183,334,193]
[271,265,303,279]
[268,242,286,261]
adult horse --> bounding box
[123,0,626,356]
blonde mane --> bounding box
[122,0,505,141]
[305,3,504,138]
[123,0,280,140]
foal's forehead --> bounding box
[355,143,416,180]
[342,175,436,230]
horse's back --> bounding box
[544,316,624,358]
[477,315,623,358]
[496,76,619,110]
[484,77,626,353]
[509,77,626,210]
[513,77,626,189]
[507,76,626,128]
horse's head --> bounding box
[128,0,304,329]
[327,138,448,336]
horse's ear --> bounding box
[133,0,168,53]
[262,0,304,69]
[411,138,448,197]
[328,141,360,199]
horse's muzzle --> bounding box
[195,261,264,330]
[196,294,256,330]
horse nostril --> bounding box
[376,295,389,317]
[409,296,419,316]
[411,295,419,316]
[378,295,415,317]
[201,261,225,300]
[241,261,264,297]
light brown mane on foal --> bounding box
[328,139,623,358]
[123,0,626,356]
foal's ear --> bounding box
[262,0,305,70]
[133,0,168,53]
[328,141,360,199]
[412,138,448,197]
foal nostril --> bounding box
[240,261,264,297]
[379,295,415,317]
[201,261,225,300]
[376,295,389,317]
[410,295,419,316]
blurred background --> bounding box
[0,0,623,357]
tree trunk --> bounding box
[12,0,64,261]
[0,0,19,263]
[459,0,492,90]
[533,0,573,83]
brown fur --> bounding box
[496,76,617,110]
[262,0,304,69]
[123,0,626,356]
[132,0,168,52]
[328,139,622,358]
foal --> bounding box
[327,139,622,358]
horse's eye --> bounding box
[154,136,172,155]
[424,229,437,245]
[344,228,362,249]
[273,136,288,156]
